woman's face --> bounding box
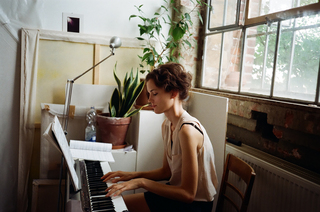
[146,79,173,114]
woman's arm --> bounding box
[105,124,203,203]
[141,124,202,202]
[101,149,171,183]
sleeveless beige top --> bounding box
[162,111,218,201]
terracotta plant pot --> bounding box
[96,113,131,147]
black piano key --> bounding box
[91,200,114,209]
[89,180,107,185]
[89,187,107,191]
[92,202,114,207]
[92,205,114,211]
[89,181,105,186]
[92,209,115,212]
[89,184,108,189]
[92,198,112,202]
[91,196,112,201]
[90,190,109,196]
[91,200,113,205]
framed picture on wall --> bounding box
[62,13,83,33]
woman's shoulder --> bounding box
[178,111,205,135]
[179,111,200,125]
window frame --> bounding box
[199,0,320,106]
[207,0,243,31]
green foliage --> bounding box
[129,0,208,73]
[251,17,320,93]
[109,63,146,117]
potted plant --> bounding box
[130,0,208,106]
[96,63,146,148]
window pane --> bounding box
[248,0,318,19]
[202,34,223,89]
[241,23,278,95]
[220,30,243,91]
[209,0,241,28]
[274,15,320,101]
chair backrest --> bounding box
[216,153,256,212]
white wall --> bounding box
[0,23,20,212]
[0,0,164,211]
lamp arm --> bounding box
[73,48,115,81]
[62,47,115,135]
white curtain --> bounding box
[18,28,40,212]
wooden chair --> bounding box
[216,153,256,212]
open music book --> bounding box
[43,116,80,191]
[69,140,114,162]
[43,116,116,191]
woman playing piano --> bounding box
[101,62,218,212]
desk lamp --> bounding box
[62,36,122,135]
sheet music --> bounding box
[51,116,80,191]
[43,122,61,153]
[70,140,114,162]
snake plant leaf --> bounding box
[113,63,121,94]
[123,69,134,98]
[123,72,128,95]
[120,72,143,117]
[123,80,145,117]
[110,88,120,116]
[119,79,136,116]
[131,68,140,89]
[129,79,145,109]
[110,105,117,117]
[129,68,134,82]
[124,103,147,117]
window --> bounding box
[201,0,320,105]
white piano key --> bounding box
[100,161,128,212]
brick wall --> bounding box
[193,89,320,174]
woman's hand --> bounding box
[101,171,137,183]
[105,179,143,197]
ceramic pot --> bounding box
[96,113,131,147]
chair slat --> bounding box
[216,153,256,212]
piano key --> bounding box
[92,209,115,212]
[92,204,114,209]
[77,160,128,212]
[92,203,114,208]
[100,162,128,212]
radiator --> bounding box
[225,144,320,212]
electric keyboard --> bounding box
[68,160,128,212]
